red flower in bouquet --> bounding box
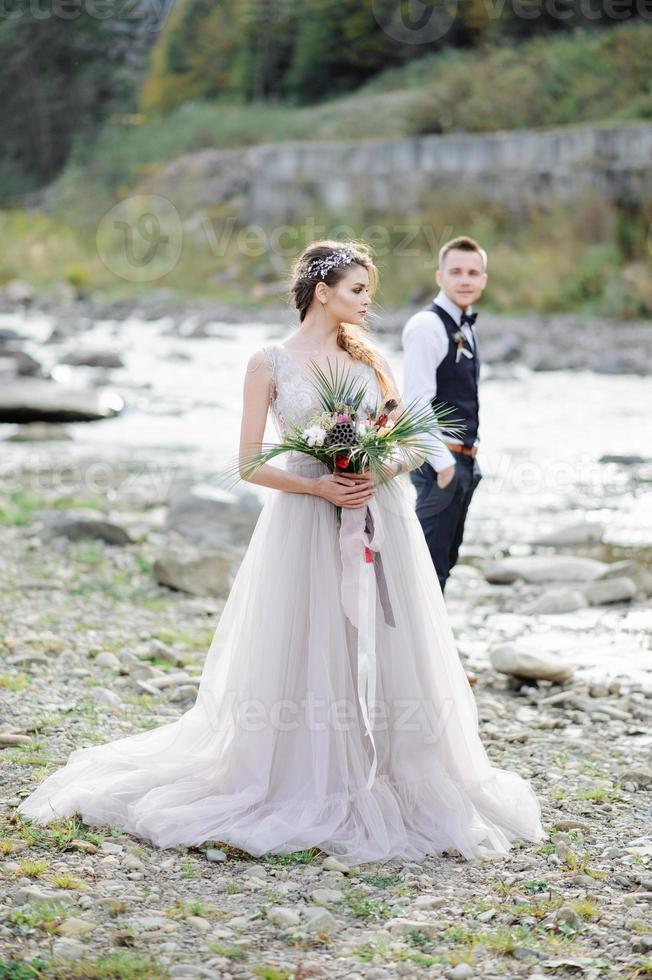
[335,454,351,470]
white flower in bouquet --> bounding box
[302,424,327,448]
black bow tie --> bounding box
[460,311,477,328]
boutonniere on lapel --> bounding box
[452,330,474,364]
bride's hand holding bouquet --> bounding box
[234,359,462,522]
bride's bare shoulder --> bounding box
[245,347,273,377]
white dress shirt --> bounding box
[401,289,479,472]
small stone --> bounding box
[98,898,126,915]
[6,652,50,667]
[146,671,193,690]
[130,914,175,930]
[89,686,122,707]
[0,733,32,747]
[3,861,23,874]
[52,938,87,961]
[169,684,199,703]
[322,855,352,874]
[621,769,652,788]
[149,638,182,664]
[205,848,227,863]
[387,918,439,939]
[447,964,474,979]
[56,917,97,937]
[267,907,301,929]
[303,907,341,933]
[512,946,538,960]
[553,906,583,931]
[320,870,345,887]
[244,864,267,880]
[476,908,497,922]
[551,820,591,833]
[95,652,120,670]
[413,895,448,910]
[68,839,98,854]
[123,854,143,869]
[589,684,610,698]
[186,915,211,932]
[309,887,343,906]
[14,884,73,905]
[168,967,217,979]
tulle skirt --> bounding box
[16,458,544,866]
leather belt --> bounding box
[445,442,478,458]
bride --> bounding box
[17,240,544,866]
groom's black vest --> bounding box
[427,301,480,448]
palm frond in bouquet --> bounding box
[221,358,465,502]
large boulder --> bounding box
[0,348,45,378]
[4,279,35,305]
[165,484,261,549]
[59,349,125,369]
[521,589,587,615]
[153,551,234,597]
[483,555,607,585]
[585,576,637,606]
[489,643,574,683]
[597,560,652,596]
[530,521,604,547]
[38,511,133,545]
[0,379,124,422]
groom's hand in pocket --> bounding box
[436,464,456,489]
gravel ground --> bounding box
[0,462,651,980]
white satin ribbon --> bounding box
[339,498,384,790]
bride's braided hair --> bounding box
[290,240,396,400]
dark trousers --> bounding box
[410,455,482,593]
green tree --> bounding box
[0,2,140,193]
[141,0,244,111]
[283,0,396,103]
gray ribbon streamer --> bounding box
[364,508,396,629]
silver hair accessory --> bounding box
[304,246,359,281]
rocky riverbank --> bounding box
[1,451,651,980]
[1,281,651,396]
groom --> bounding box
[402,235,487,599]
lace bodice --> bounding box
[263,344,381,438]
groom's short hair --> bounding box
[439,236,487,271]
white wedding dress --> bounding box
[17,344,544,866]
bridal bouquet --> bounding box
[236,360,464,505]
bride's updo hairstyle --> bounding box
[290,240,396,400]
